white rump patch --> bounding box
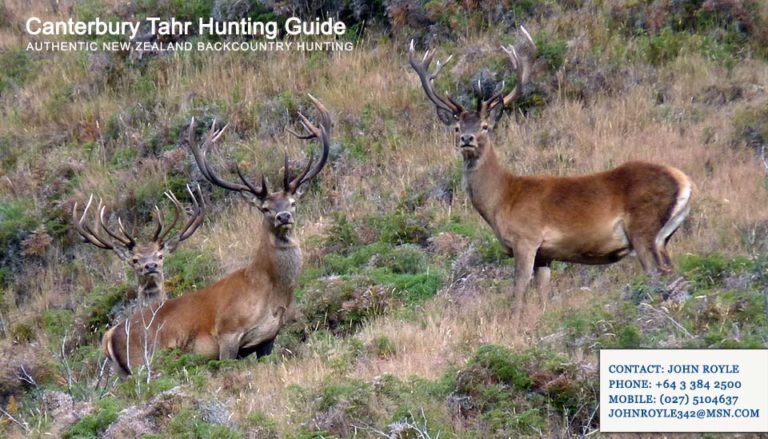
[656,181,692,248]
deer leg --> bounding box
[631,236,660,278]
[218,334,240,360]
[237,337,276,359]
[254,337,276,357]
[656,245,674,275]
[512,243,537,316]
[534,260,552,309]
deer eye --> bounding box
[158,254,163,260]
[454,126,460,132]
[132,257,139,264]
[481,123,489,130]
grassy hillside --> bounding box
[1,0,767,437]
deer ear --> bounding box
[161,238,180,254]
[294,185,309,199]
[436,108,457,126]
[488,102,506,130]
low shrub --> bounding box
[64,397,122,438]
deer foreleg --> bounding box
[512,242,538,316]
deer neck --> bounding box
[462,141,511,230]
[248,219,302,297]
[137,272,165,304]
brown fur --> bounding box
[102,95,330,375]
[102,219,300,375]
[459,114,693,313]
[410,31,693,314]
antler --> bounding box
[284,94,332,194]
[188,118,269,200]
[73,194,135,251]
[497,25,538,109]
[157,184,206,248]
[408,40,464,117]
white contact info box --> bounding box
[600,349,768,432]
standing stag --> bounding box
[409,27,693,313]
[73,186,205,307]
[102,95,331,376]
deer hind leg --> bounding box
[254,338,276,357]
[630,235,662,278]
[237,337,276,359]
[534,259,552,309]
[655,183,692,274]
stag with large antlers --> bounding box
[409,27,693,314]
[102,95,331,376]
[73,185,205,307]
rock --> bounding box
[429,232,468,258]
[199,399,233,426]
[43,390,93,438]
[723,273,752,290]
[102,387,186,438]
[662,277,692,304]
[102,386,236,437]
[213,0,253,21]
[470,68,499,101]
[451,244,483,281]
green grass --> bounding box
[81,281,128,335]
[164,248,219,296]
[0,199,36,248]
[64,398,122,439]
[0,49,35,95]
[678,254,753,289]
[168,407,243,439]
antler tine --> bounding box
[308,93,332,136]
[160,185,206,245]
[285,128,314,140]
[283,150,291,192]
[188,117,267,198]
[520,25,534,47]
[235,163,269,199]
[496,25,538,109]
[287,94,331,193]
[116,217,136,247]
[73,195,115,250]
[98,203,135,248]
[408,39,463,116]
[291,153,314,192]
[151,205,164,242]
[429,53,453,81]
[156,195,181,244]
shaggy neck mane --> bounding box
[246,217,301,290]
[137,273,164,303]
[463,140,513,229]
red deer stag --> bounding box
[102,95,331,376]
[409,27,693,313]
[73,186,205,307]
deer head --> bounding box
[409,26,537,163]
[73,185,206,298]
[188,95,331,241]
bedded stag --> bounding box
[409,27,693,314]
[101,95,331,376]
[73,186,205,307]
